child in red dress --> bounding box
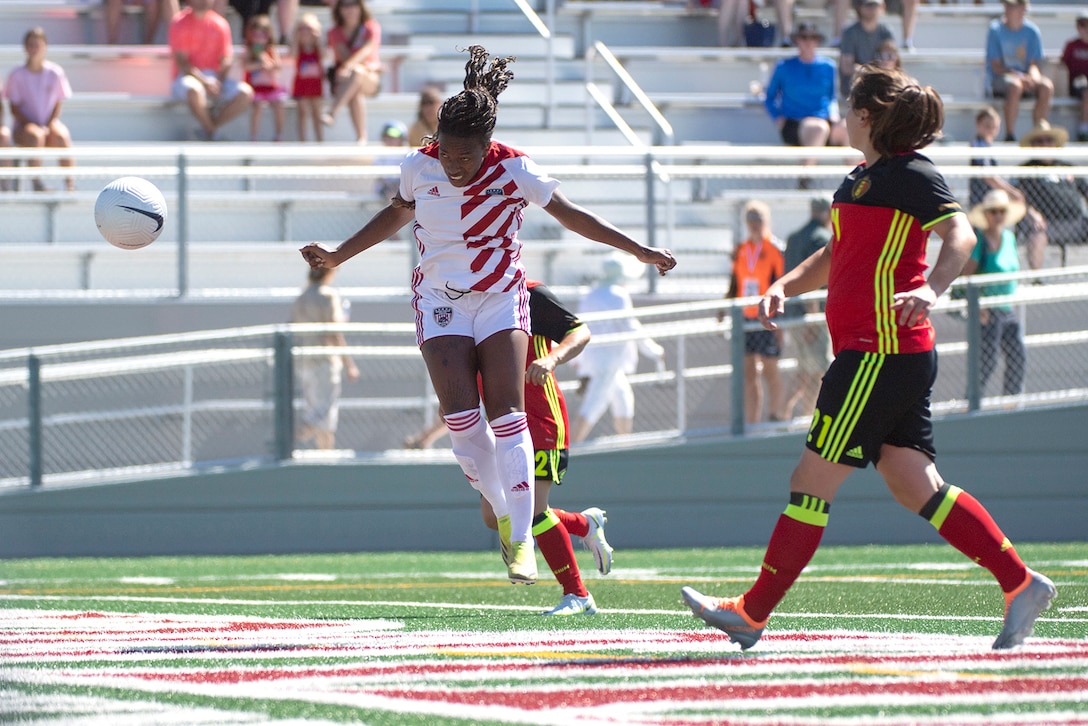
[291,12,325,142]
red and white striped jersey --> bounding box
[399,140,560,293]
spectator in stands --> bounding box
[985,0,1052,143]
[105,0,179,44]
[716,0,794,48]
[886,0,918,52]
[778,197,832,421]
[968,106,1022,210]
[4,28,75,192]
[838,0,894,97]
[1015,122,1087,269]
[873,38,901,72]
[963,188,1028,397]
[764,24,847,150]
[229,0,300,45]
[1060,11,1088,142]
[0,81,11,192]
[243,14,287,141]
[570,253,666,443]
[291,12,325,142]
[321,0,382,143]
[408,84,443,146]
[721,200,786,424]
[169,0,254,141]
[376,119,407,200]
[291,265,359,450]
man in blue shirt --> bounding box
[764,23,846,148]
[985,0,1053,142]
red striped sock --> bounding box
[533,509,587,597]
[744,493,829,623]
[921,484,1027,593]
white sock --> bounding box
[491,411,535,544]
[444,408,508,518]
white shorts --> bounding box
[298,360,343,432]
[172,72,250,104]
[411,280,529,346]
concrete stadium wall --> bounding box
[1,404,1084,558]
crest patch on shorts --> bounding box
[433,306,453,327]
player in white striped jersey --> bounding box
[301,45,676,585]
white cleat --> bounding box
[581,507,614,575]
[541,592,597,616]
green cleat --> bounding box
[496,514,512,567]
[507,540,537,585]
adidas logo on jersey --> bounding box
[427,186,440,196]
[845,445,864,459]
[510,481,531,493]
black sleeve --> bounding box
[529,283,583,344]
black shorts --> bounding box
[780,118,831,147]
[534,448,569,485]
[805,349,937,468]
[744,328,781,357]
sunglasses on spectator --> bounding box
[985,208,1008,215]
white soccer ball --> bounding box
[94,176,168,250]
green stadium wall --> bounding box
[1,404,1084,558]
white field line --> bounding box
[1,592,1085,624]
[2,557,1086,585]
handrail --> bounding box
[510,0,555,127]
[585,41,674,147]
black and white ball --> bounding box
[94,176,168,250]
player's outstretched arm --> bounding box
[542,191,676,276]
[758,244,832,330]
[301,202,415,269]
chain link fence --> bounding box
[1,268,1086,489]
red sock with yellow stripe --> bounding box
[743,492,829,623]
[920,483,1027,593]
[533,509,588,597]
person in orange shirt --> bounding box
[168,0,253,141]
[721,200,785,424]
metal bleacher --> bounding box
[3,0,1088,299]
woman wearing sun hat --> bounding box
[964,188,1029,396]
[1016,120,1088,268]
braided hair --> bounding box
[848,66,943,159]
[436,45,516,143]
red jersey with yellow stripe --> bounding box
[523,280,584,451]
[826,152,962,355]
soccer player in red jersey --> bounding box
[682,66,1055,651]
[302,46,675,587]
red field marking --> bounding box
[3,609,1087,726]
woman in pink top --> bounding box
[0,78,11,192]
[4,27,74,192]
[321,0,381,142]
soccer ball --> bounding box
[94,176,168,250]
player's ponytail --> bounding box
[850,67,943,158]
[436,45,516,143]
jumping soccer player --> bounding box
[301,45,675,586]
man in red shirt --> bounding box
[169,0,253,140]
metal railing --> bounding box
[1,267,1086,489]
